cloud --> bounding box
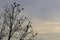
[21,0,60,21]
[32,18,60,33]
[0,0,60,33]
[0,0,60,21]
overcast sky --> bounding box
[0,0,60,32]
[0,0,60,40]
[0,0,60,21]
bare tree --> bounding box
[0,2,37,40]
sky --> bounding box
[0,0,60,40]
[0,0,60,33]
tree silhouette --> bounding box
[0,2,37,40]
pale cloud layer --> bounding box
[0,0,60,33]
[1,0,60,40]
[32,18,60,33]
